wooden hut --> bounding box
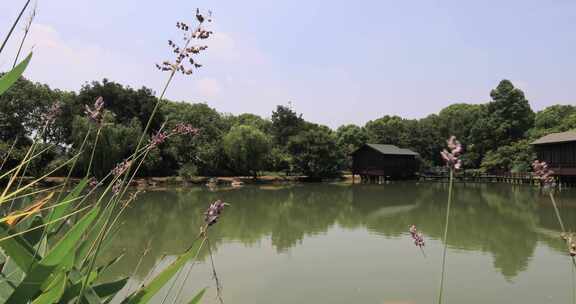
[352,144,419,182]
[531,131,576,185]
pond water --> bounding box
[101,182,576,304]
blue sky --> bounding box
[1,0,575,128]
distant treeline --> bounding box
[1,77,575,178]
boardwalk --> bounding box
[419,173,576,188]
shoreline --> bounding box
[30,174,355,187]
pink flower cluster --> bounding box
[561,233,576,257]
[41,102,62,127]
[147,124,199,149]
[149,131,168,148]
[112,180,123,195]
[172,123,199,136]
[409,224,425,248]
[532,160,555,188]
[84,97,105,125]
[441,136,463,170]
[111,159,132,178]
[204,200,228,227]
[88,177,99,189]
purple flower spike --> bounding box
[441,136,463,170]
[112,180,123,195]
[41,102,62,127]
[172,123,199,136]
[204,200,229,227]
[112,160,132,178]
[84,96,105,125]
[409,225,425,248]
[88,177,99,189]
[150,131,168,149]
[532,160,556,188]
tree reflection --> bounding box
[98,183,576,283]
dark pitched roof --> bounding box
[360,144,419,156]
[531,131,576,145]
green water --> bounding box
[101,182,576,304]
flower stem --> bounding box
[0,0,31,56]
[438,169,454,304]
[549,191,566,233]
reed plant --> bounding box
[0,3,225,303]
[436,136,462,304]
[532,161,576,267]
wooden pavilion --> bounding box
[531,131,576,186]
[352,144,419,183]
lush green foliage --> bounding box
[1,75,574,177]
[287,126,343,178]
[480,140,535,174]
[223,125,271,176]
[0,7,213,303]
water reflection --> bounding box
[99,182,576,290]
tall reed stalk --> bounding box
[437,169,453,304]
[437,136,462,304]
[76,12,213,301]
[12,1,36,68]
[0,0,31,55]
[0,7,217,303]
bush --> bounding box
[178,162,199,180]
[222,125,271,176]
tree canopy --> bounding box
[222,125,271,176]
[0,76,570,178]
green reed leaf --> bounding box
[0,52,32,96]
[42,206,99,266]
[6,207,99,303]
[59,269,104,304]
[47,177,89,235]
[22,215,45,247]
[123,238,205,304]
[97,253,124,276]
[94,277,129,300]
[75,205,115,269]
[31,271,66,304]
[187,288,206,304]
[0,223,37,270]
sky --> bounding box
[1,0,575,128]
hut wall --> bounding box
[534,142,576,176]
[352,147,418,179]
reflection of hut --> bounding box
[352,144,419,182]
[531,131,576,186]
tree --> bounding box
[71,111,142,178]
[561,113,576,131]
[469,80,534,167]
[436,103,487,167]
[530,105,576,138]
[364,115,406,145]
[0,77,64,144]
[271,105,304,146]
[437,103,484,142]
[336,124,368,154]
[161,102,232,176]
[480,140,534,174]
[287,126,343,178]
[336,124,368,169]
[222,125,271,176]
[234,113,272,133]
[76,79,163,134]
[403,115,444,168]
[485,80,534,144]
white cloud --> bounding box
[206,30,267,65]
[1,23,160,92]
